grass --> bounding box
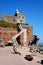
[0,20,17,28]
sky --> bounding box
[0,0,43,43]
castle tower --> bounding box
[14,9,26,23]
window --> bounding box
[23,16,24,18]
[19,16,20,18]
[20,20,22,23]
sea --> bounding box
[38,43,43,47]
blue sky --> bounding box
[0,0,43,43]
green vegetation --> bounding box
[0,20,17,28]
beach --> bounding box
[0,46,43,65]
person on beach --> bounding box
[13,44,21,55]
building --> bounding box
[0,9,33,46]
[0,9,26,24]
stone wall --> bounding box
[0,13,26,24]
[0,15,17,24]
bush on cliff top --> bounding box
[0,20,17,28]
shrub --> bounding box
[0,20,17,28]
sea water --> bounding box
[38,43,43,47]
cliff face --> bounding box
[0,27,18,44]
[0,24,33,45]
[30,35,39,46]
[19,24,33,45]
[0,10,33,45]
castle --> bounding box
[0,9,26,24]
[0,9,33,46]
